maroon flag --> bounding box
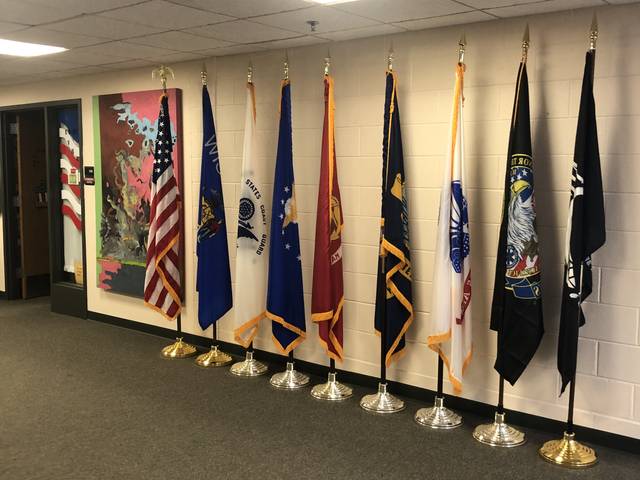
[311,75,344,361]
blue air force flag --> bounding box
[266,80,306,354]
[196,84,232,330]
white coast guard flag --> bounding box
[427,63,472,393]
[234,82,269,347]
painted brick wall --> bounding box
[0,3,638,439]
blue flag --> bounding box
[196,85,232,330]
[266,80,306,354]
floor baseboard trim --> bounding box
[87,310,640,455]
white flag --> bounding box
[428,63,472,393]
[234,82,268,347]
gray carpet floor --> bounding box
[1,298,638,480]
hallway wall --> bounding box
[0,213,5,292]
[1,3,639,438]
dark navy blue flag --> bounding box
[196,85,232,330]
[266,80,306,354]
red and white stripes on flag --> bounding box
[144,94,182,320]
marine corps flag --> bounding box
[428,62,472,393]
[490,60,544,385]
[234,81,268,348]
[266,79,306,354]
[196,84,232,330]
[375,70,413,366]
[558,50,605,394]
[312,74,345,362]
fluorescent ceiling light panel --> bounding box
[0,38,67,57]
[306,0,360,5]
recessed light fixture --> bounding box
[306,0,360,5]
[0,39,67,57]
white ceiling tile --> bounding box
[187,20,298,43]
[317,23,404,42]
[487,0,605,18]
[128,31,231,51]
[2,58,80,75]
[100,58,158,70]
[38,65,108,80]
[394,10,496,31]
[196,44,268,57]
[72,41,184,59]
[1,27,107,48]
[256,35,326,50]
[253,5,381,34]
[99,0,233,29]
[0,21,28,34]
[332,0,470,23]
[455,0,542,8]
[48,46,132,66]
[145,51,208,64]
[170,0,312,18]
[45,15,164,40]
[0,0,76,24]
[21,0,143,14]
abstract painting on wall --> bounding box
[93,88,183,297]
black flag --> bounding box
[558,50,606,394]
[490,61,544,385]
[374,70,413,366]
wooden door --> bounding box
[16,110,49,298]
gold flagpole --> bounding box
[151,65,197,359]
[539,15,599,468]
[194,64,234,367]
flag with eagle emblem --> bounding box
[234,81,268,348]
[428,61,472,393]
[196,84,232,330]
[375,70,413,366]
[266,79,306,354]
[490,60,544,385]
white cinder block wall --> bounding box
[0,4,639,439]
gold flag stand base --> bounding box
[539,432,597,468]
[195,345,233,367]
[161,337,197,359]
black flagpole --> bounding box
[437,356,444,399]
[497,376,505,414]
[566,375,576,434]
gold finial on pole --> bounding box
[589,13,598,51]
[324,52,331,76]
[387,46,394,72]
[201,64,207,86]
[247,62,253,84]
[458,32,466,64]
[152,65,174,92]
[521,23,530,63]
[283,53,289,80]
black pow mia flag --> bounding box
[558,50,606,394]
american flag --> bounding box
[144,94,182,320]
